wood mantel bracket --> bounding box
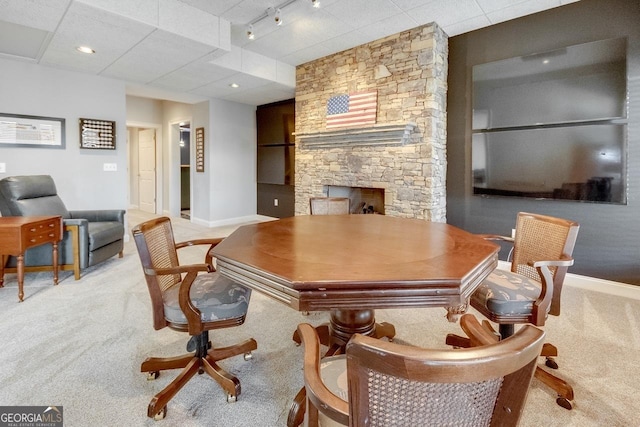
[295,122,418,148]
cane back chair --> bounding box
[132,216,257,420]
[298,318,545,427]
[446,212,579,409]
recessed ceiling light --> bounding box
[76,46,95,54]
[230,83,240,88]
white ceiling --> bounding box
[0,0,579,106]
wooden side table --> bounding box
[0,216,63,301]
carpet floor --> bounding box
[0,210,638,426]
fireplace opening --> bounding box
[326,185,385,215]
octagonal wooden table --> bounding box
[212,214,499,426]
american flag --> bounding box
[326,91,377,129]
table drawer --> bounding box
[24,219,61,244]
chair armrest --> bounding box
[176,238,224,268]
[527,255,574,324]
[145,263,212,335]
[297,323,350,424]
[477,234,514,243]
[69,209,125,223]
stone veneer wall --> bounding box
[294,23,448,221]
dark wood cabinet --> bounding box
[257,99,295,218]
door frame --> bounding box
[127,121,163,214]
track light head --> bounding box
[275,8,282,25]
[247,24,255,40]
[311,0,320,8]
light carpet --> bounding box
[0,210,638,426]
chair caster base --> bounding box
[557,397,573,410]
[151,406,166,420]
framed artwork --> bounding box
[79,118,116,149]
[195,127,205,172]
[0,113,65,148]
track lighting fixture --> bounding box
[245,0,305,41]
[311,0,320,8]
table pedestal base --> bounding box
[287,309,396,427]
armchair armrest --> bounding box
[69,209,125,223]
[298,323,350,425]
[528,255,574,324]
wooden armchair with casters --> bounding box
[446,212,579,410]
[297,318,545,427]
[309,197,350,215]
[132,216,257,420]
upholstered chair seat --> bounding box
[471,269,542,316]
[162,275,251,326]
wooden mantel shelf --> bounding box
[295,122,418,148]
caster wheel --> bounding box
[153,406,167,420]
[244,352,253,361]
[227,394,237,403]
[556,397,573,410]
[546,358,559,370]
[198,367,205,375]
[147,371,159,381]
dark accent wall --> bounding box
[446,0,640,285]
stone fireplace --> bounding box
[294,23,448,221]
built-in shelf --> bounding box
[295,123,418,148]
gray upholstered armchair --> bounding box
[0,175,125,279]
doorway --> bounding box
[178,122,191,219]
[138,128,156,213]
[127,122,162,215]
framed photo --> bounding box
[79,118,116,149]
[0,113,65,148]
[195,127,205,172]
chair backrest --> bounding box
[511,212,579,316]
[132,216,182,330]
[0,175,71,218]
[345,325,545,427]
[309,197,350,215]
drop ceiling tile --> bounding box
[0,0,71,31]
[324,0,402,28]
[150,57,238,92]
[101,29,216,83]
[486,0,564,24]
[78,0,160,26]
[406,0,485,28]
[40,1,156,73]
[357,12,420,40]
[0,21,50,59]
[158,0,224,47]
[441,15,492,37]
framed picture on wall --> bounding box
[0,113,65,148]
[79,118,116,149]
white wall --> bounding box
[0,58,128,213]
[208,99,257,224]
[0,59,260,228]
